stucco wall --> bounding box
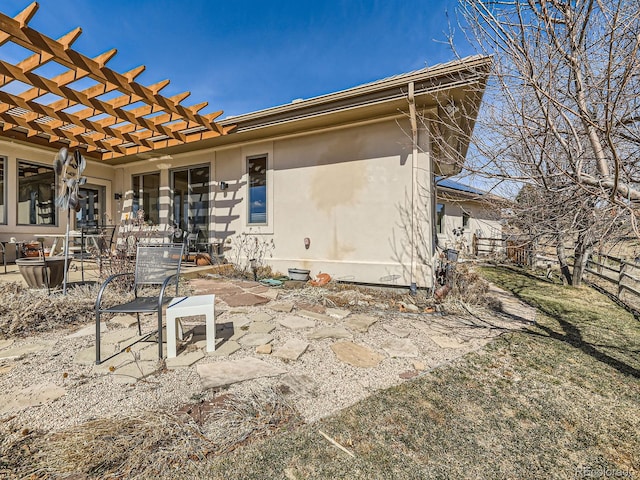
[213,118,435,287]
[1,116,437,287]
[436,199,502,254]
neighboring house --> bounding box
[0,5,491,288]
[435,178,504,256]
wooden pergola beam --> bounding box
[0,2,232,160]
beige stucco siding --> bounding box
[213,118,434,286]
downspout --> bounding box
[408,82,418,294]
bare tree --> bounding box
[432,0,640,284]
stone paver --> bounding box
[166,350,205,369]
[297,310,337,323]
[209,340,242,356]
[239,333,274,346]
[278,316,316,330]
[259,289,280,300]
[325,308,350,319]
[382,324,411,338]
[223,293,270,307]
[256,344,272,354]
[109,360,158,384]
[269,302,294,313]
[0,339,15,350]
[380,338,419,358]
[109,314,139,328]
[101,328,141,346]
[331,341,385,368]
[345,314,378,333]
[230,316,252,329]
[307,326,352,340]
[279,374,316,396]
[0,342,52,360]
[0,382,66,414]
[197,357,286,389]
[248,321,276,334]
[0,363,15,375]
[248,312,273,323]
[273,339,309,361]
[67,322,108,339]
[429,335,466,349]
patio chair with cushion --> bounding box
[94,243,184,365]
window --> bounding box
[0,156,5,224]
[247,155,267,224]
[17,160,56,225]
[132,173,160,224]
[436,203,445,234]
[462,212,470,229]
[76,186,104,227]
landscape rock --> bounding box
[429,335,466,349]
[273,339,309,361]
[297,310,337,323]
[197,358,286,389]
[278,316,316,330]
[269,302,295,313]
[345,314,378,333]
[382,324,411,338]
[380,338,419,358]
[248,321,276,334]
[307,326,352,340]
[0,382,66,414]
[256,344,272,355]
[239,333,274,346]
[331,341,385,368]
[325,308,351,319]
[209,340,242,356]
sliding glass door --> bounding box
[171,165,210,246]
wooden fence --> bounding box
[473,235,534,267]
[585,254,640,311]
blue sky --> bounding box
[1,0,471,119]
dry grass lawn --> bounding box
[171,266,639,479]
[1,266,638,479]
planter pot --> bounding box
[16,256,72,289]
[288,268,310,281]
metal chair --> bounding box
[94,243,184,365]
[0,242,6,274]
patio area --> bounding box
[0,268,535,435]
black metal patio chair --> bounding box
[94,243,184,365]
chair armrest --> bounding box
[157,273,179,308]
[95,272,134,310]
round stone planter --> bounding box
[16,256,72,289]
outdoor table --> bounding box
[166,295,216,358]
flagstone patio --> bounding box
[0,273,536,428]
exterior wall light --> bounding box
[219,181,228,190]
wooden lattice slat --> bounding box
[0,2,232,160]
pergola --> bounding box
[0,2,234,161]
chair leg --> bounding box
[136,313,142,336]
[96,311,102,365]
[157,309,164,360]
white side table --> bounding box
[166,295,215,358]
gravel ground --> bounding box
[0,285,526,436]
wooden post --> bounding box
[618,261,626,300]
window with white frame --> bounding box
[247,155,267,224]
